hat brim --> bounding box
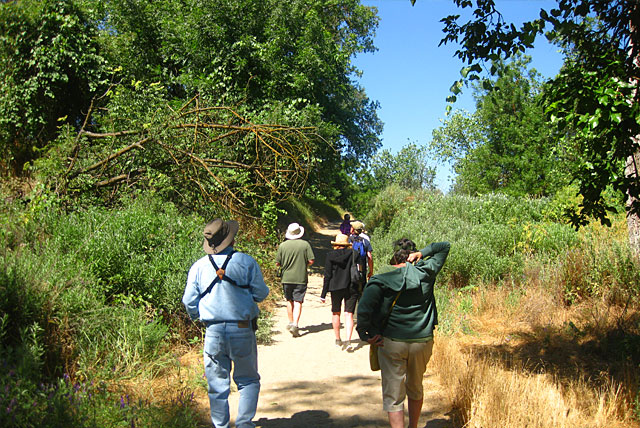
[285,226,304,240]
[330,241,351,246]
[203,220,239,254]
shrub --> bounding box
[0,190,274,426]
[370,192,579,287]
[37,194,204,313]
[74,304,170,379]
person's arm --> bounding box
[321,260,332,301]
[247,258,270,303]
[408,242,450,274]
[307,243,315,266]
[355,282,383,341]
[182,265,201,321]
[367,252,373,279]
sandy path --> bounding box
[220,221,453,427]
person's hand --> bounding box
[367,334,384,347]
[367,271,373,280]
[320,297,326,304]
[407,251,423,263]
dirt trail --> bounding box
[205,221,453,427]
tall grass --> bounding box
[433,337,632,428]
[429,282,639,427]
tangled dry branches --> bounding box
[64,95,325,215]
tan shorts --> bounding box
[378,337,434,412]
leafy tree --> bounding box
[0,0,105,174]
[412,0,640,253]
[348,142,435,217]
[431,56,573,196]
[369,143,436,191]
[86,0,382,169]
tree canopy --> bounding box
[1,0,383,216]
[348,142,436,217]
[431,56,573,197]
[416,0,639,232]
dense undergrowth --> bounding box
[0,191,281,427]
[367,185,640,427]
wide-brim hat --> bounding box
[203,219,239,254]
[350,220,364,231]
[331,233,351,247]
[285,222,305,240]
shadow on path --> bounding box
[307,220,342,275]
[299,322,334,336]
[255,410,392,428]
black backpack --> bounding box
[350,236,367,292]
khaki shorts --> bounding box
[378,337,434,412]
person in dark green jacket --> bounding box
[356,238,450,428]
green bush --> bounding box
[0,190,277,426]
[368,189,639,303]
[559,234,640,304]
[39,195,203,313]
[0,255,49,353]
[370,191,579,287]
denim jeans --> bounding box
[204,321,261,428]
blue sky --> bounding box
[353,0,565,191]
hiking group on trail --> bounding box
[182,216,450,428]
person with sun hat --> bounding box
[276,222,315,337]
[183,218,270,428]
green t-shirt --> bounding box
[276,239,315,285]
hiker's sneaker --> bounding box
[286,323,295,334]
[290,324,300,337]
[346,342,357,352]
[335,339,343,347]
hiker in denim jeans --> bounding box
[183,219,270,428]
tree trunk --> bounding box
[626,147,640,258]
[627,9,640,258]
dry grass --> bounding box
[430,282,640,428]
[117,347,211,426]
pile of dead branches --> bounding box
[62,95,326,215]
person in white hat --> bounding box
[275,222,315,337]
[182,219,270,428]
